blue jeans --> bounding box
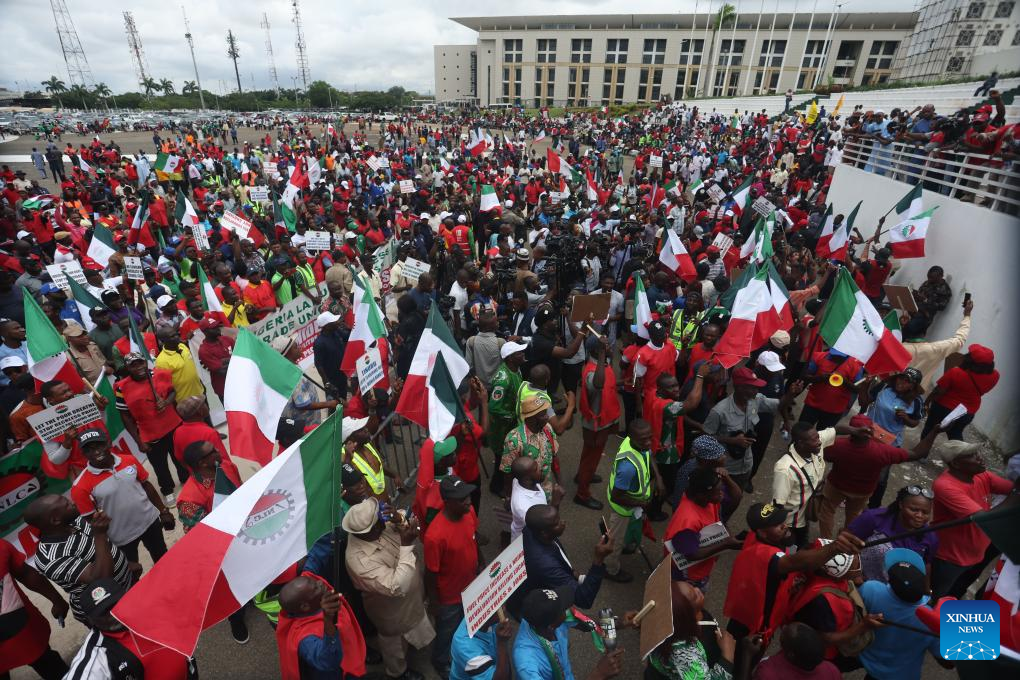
[431,603,464,674]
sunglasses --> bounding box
[903,485,934,499]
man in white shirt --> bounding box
[510,456,556,541]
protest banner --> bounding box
[706,184,726,204]
[649,154,663,168]
[639,556,674,661]
[711,233,734,257]
[249,186,270,202]
[263,161,279,178]
[399,257,430,284]
[570,293,611,323]
[883,285,918,315]
[461,536,527,637]
[752,196,777,217]
[26,393,102,442]
[1,440,73,555]
[373,239,398,273]
[666,522,730,573]
[191,221,211,252]
[304,231,333,252]
[247,282,329,369]
[45,261,87,291]
[356,346,385,392]
[378,156,390,168]
[221,210,255,241]
[366,156,382,172]
[123,256,145,281]
[399,179,415,194]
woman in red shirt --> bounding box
[922,344,999,440]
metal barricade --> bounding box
[370,412,428,504]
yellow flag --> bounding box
[832,94,845,117]
[806,100,819,124]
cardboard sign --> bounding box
[123,256,145,281]
[639,556,674,661]
[45,262,87,291]
[264,161,279,178]
[366,156,382,172]
[461,536,527,637]
[304,231,333,252]
[221,210,255,241]
[191,221,210,252]
[399,257,430,284]
[27,393,103,442]
[649,154,663,168]
[378,156,390,168]
[883,285,918,315]
[249,186,270,202]
[752,196,777,217]
[373,239,398,273]
[706,184,726,204]
[399,179,415,194]
[570,293,611,323]
[666,522,730,573]
[355,345,385,392]
[247,282,329,369]
[711,233,734,257]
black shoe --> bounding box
[365,647,382,665]
[395,671,424,680]
[605,569,633,583]
[229,617,249,645]
[647,510,669,522]
[744,481,755,493]
[573,495,604,510]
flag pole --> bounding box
[330,407,344,592]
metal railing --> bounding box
[840,137,1020,216]
[369,412,428,505]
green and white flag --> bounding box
[479,184,500,212]
[664,179,681,197]
[882,310,902,341]
[197,265,223,314]
[65,277,103,332]
[86,224,117,268]
[893,183,923,218]
[685,178,704,200]
[154,152,183,179]
[633,275,652,340]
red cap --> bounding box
[732,367,766,387]
[968,344,994,363]
[198,317,222,330]
[849,414,874,429]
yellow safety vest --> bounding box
[607,437,651,517]
[352,443,386,496]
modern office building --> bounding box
[896,0,1019,82]
[434,12,919,107]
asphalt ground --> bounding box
[7,124,966,679]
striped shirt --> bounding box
[34,516,132,622]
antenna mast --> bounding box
[261,13,281,98]
[292,0,311,99]
[50,0,95,88]
[182,6,206,109]
[123,11,152,95]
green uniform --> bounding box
[487,362,523,452]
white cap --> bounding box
[504,199,513,208]
[457,215,467,224]
[419,212,430,219]
[756,350,786,373]
[0,355,27,371]
[16,230,31,240]
[341,416,370,443]
[500,341,529,359]
[340,181,349,188]
[156,294,175,308]
[316,311,342,329]
[345,231,357,241]
[439,211,452,220]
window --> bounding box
[502,66,522,103]
[947,56,965,72]
[967,2,986,17]
[984,29,1003,45]
[638,67,663,101]
[642,38,666,64]
[503,39,522,63]
[570,38,592,63]
[568,66,590,104]
[995,1,1014,17]
[758,39,786,67]
[675,69,699,99]
[537,39,557,63]
[712,70,740,96]
[606,38,629,64]
[957,29,975,46]
[866,41,899,70]
[801,40,829,68]
[602,67,626,104]
[533,65,555,107]
[718,39,745,66]
[1014,28,1020,45]
[679,39,704,64]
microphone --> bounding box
[599,607,617,651]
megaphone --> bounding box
[829,373,844,387]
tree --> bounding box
[42,76,66,108]
[141,77,160,97]
[306,80,338,108]
[226,30,242,94]
[160,78,175,95]
[182,80,198,95]
[67,84,92,110]
[703,3,737,96]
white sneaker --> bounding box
[163,493,176,505]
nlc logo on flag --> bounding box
[940,600,1000,660]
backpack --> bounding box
[817,583,874,657]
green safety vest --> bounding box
[667,308,705,351]
[516,381,547,420]
[607,437,652,517]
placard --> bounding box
[221,210,255,241]
[26,393,103,442]
[45,262,87,291]
[399,179,415,194]
[355,346,385,393]
[378,156,390,168]
[706,184,726,204]
[639,556,674,661]
[570,293,611,323]
[249,186,270,202]
[399,257,430,284]
[191,221,210,252]
[366,156,382,172]
[123,256,145,281]
[649,154,663,168]
[711,233,734,257]
[883,284,918,315]
[263,162,279,178]
[247,282,329,369]
[461,536,527,638]
[304,231,333,252]
[373,239,398,273]
[752,196,777,217]
[666,522,730,573]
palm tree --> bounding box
[67,84,91,110]
[160,78,175,96]
[92,82,113,111]
[703,3,737,97]
[42,76,66,108]
[140,77,160,97]
[182,80,198,95]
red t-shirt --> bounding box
[804,352,862,414]
[933,470,1013,566]
[0,539,50,670]
[663,496,722,581]
[453,410,484,482]
[114,370,181,443]
[823,437,908,495]
[636,343,678,398]
[935,366,1000,414]
[103,629,192,680]
[172,420,230,466]
[243,281,278,318]
[423,508,479,605]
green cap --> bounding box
[433,436,458,460]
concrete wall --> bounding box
[828,164,1020,449]
[434,45,476,102]
[970,46,1020,77]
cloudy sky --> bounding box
[5,0,914,95]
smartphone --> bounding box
[598,516,609,540]
[963,292,972,303]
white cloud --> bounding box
[3,0,914,95]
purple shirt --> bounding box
[848,508,939,583]
[753,652,842,680]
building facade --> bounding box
[434,12,918,107]
[896,0,1019,82]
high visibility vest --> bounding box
[607,437,651,517]
[352,444,386,496]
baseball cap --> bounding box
[515,248,530,261]
[884,547,926,573]
[968,344,994,363]
[341,462,365,488]
[731,366,766,387]
[440,475,476,500]
[341,416,370,443]
[340,498,380,535]
[419,212,430,219]
[770,330,791,348]
[40,283,62,295]
[888,561,926,603]
[848,414,873,429]
[100,290,120,304]
[62,324,87,338]
[746,502,788,530]
[897,367,922,385]
[500,341,529,359]
[935,439,981,464]
[316,311,342,329]
[271,335,297,355]
[535,307,556,326]
[198,317,222,330]
[520,587,575,629]
[757,351,785,373]
[123,352,146,365]
[80,578,126,619]
[77,428,109,448]
[0,355,27,371]
[433,436,458,459]
[156,294,175,308]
